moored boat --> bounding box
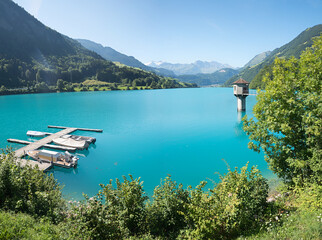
[63,134,96,144]
[27,130,49,137]
[53,136,89,150]
[27,149,78,168]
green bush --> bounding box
[67,175,148,239]
[181,164,269,239]
[0,151,65,222]
[146,176,190,238]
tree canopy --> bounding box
[243,35,322,186]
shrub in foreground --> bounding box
[180,164,269,239]
[0,151,65,222]
[146,176,190,238]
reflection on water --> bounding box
[51,165,79,174]
[234,111,246,137]
[237,111,246,123]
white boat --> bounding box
[27,130,48,137]
[63,134,96,144]
[27,149,78,168]
[53,136,89,150]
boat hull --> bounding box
[53,137,89,150]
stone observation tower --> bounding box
[233,78,249,112]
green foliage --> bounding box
[2,152,320,240]
[67,175,148,239]
[181,164,268,239]
[243,35,322,186]
[249,64,273,89]
[56,79,64,92]
[146,176,189,238]
[238,209,322,240]
[291,182,322,211]
[0,151,65,222]
[0,211,62,240]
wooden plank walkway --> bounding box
[17,159,52,172]
[14,128,77,158]
[48,125,103,132]
[8,139,76,152]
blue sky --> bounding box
[13,0,322,67]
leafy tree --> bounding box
[34,82,49,93]
[56,79,64,92]
[146,176,189,238]
[35,69,42,83]
[243,35,322,185]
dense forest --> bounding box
[0,0,196,95]
[0,35,321,240]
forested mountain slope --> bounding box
[0,0,192,91]
[224,24,322,89]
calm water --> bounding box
[0,88,273,199]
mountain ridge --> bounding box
[77,39,175,77]
[146,60,233,75]
[224,24,322,88]
[175,68,240,86]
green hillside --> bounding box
[224,24,322,88]
[242,51,271,69]
[176,68,239,86]
[0,0,194,92]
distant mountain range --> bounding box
[77,39,238,86]
[145,60,233,75]
[175,68,240,86]
[77,39,175,77]
[224,24,322,88]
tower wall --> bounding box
[237,95,247,111]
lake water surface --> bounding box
[0,88,274,199]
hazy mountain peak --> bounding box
[145,60,232,75]
[243,51,271,69]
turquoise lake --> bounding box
[0,88,274,199]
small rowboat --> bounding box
[27,131,49,137]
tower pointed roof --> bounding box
[233,78,249,84]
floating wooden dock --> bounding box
[13,127,77,159]
[7,139,76,152]
[7,126,102,171]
